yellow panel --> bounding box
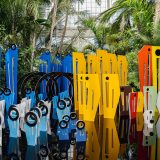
[117,55,128,86]
[78,74,100,121]
[96,50,118,116]
[102,74,120,119]
[97,50,118,74]
[97,49,108,74]
[85,121,100,160]
[73,52,86,111]
[84,74,100,121]
[102,119,120,160]
[152,46,160,91]
[77,74,86,116]
[87,54,98,74]
[136,92,144,113]
[87,54,100,115]
[97,50,108,116]
[107,53,118,74]
[136,112,143,131]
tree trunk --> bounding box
[48,0,58,52]
[154,0,160,26]
[11,7,15,35]
[58,11,69,54]
[31,32,36,71]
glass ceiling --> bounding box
[67,0,115,28]
[51,0,116,50]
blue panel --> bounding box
[52,55,62,92]
[62,54,72,73]
[62,54,72,91]
[0,47,2,86]
[5,45,18,103]
[39,51,51,98]
[39,51,51,73]
[26,91,36,108]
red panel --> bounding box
[138,45,152,92]
[137,131,148,160]
[129,119,137,143]
[129,92,138,119]
[129,120,149,160]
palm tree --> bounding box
[80,17,109,49]
[0,0,50,47]
[47,0,101,53]
[98,0,154,35]
[154,0,160,25]
[48,0,58,52]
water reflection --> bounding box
[25,146,38,160]
[2,114,160,159]
[85,121,100,160]
[102,118,120,160]
[8,137,21,159]
[118,116,129,144]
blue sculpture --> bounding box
[5,44,18,103]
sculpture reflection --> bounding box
[102,118,120,160]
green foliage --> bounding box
[80,0,157,89]
[126,51,139,89]
[0,0,81,74]
[18,47,41,75]
[80,17,110,49]
[82,44,96,55]
[0,25,6,43]
[0,0,50,48]
[0,0,158,89]
[136,22,160,46]
[99,0,154,34]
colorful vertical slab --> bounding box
[138,45,152,92]
[119,86,132,116]
[102,74,120,119]
[87,54,98,74]
[152,46,160,91]
[129,92,138,119]
[78,74,100,121]
[73,52,86,111]
[117,55,128,86]
[62,54,73,91]
[5,45,18,103]
[39,51,51,99]
[107,53,118,74]
[143,86,157,114]
[97,50,108,116]
[136,92,144,113]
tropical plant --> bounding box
[0,0,50,49]
[126,51,139,89]
[99,0,154,36]
[0,0,84,73]
[80,17,110,49]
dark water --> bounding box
[1,113,159,160]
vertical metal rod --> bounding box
[148,53,150,85]
[12,58,14,94]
